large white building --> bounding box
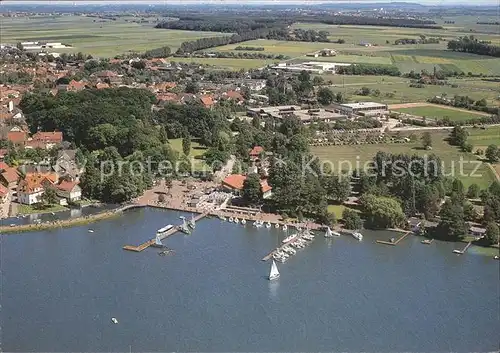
[331,102,388,116]
[272,61,351,74]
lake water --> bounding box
[1,208,499,352]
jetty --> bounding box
[376,231,411,246]
[453,241,472,255]
[122,213,207,252]
[262,232,302,261]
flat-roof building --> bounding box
[247,106,347,124]
[331,102,388,116]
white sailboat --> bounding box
[268,260,280,280]
[266,221,272,228]
[282,224,288,231]
[352,231,363,241]
[241,218,246,225]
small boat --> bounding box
[421,239,432,244]
[219,215,226,221]
[274,223,280,229]
[453,249,463,254]
[352,232,363,241]
[50,212,55,215]
[88,229,94,233]
[266,222,271,229]
[234,218,239,224]
[282,224,288,231]
[254,221,263,228]
[324,227,334,238]
[229,217,234,223]
[241,219,246,225]
[282,234,296,243]
[268,260,280,280]
[157,224,174,234]
[494,255,499,260]
[188,215,196,229]
[111,317,118,324]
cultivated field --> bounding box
[0,15,229,57]
[468,126,500,148]
[393,106,488,121]
[311,130,497,188]
[168,57,275,70]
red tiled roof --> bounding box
[95,82,110,89]
[200,95,214,107]
[260,179,272,193]
[249,146,264,157]
[222,174,246,190]
[7,131,27,144]
[67,80,86,91]
[33,131,63,143]
[0,183,8,196]
[1,168,19,184]
[0,161,10,171]
[57,180,79,192]
[225,90,244,100]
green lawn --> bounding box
[18,204,68,215]
[327,204,359,218]
[0,15,229,57]
[168,57,275,70]
[468,126,500,147]
[311,130,496,189]
[394,106,486,121]
[168,138,208,171]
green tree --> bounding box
[485,222,499,245]
[185,81,199,94]
[360,194,406,229]
[485,144,499,163]
[438,199,467,240]
[242,173,262,205]
[317,87,335,105]
[42,187,58,206]
[343,208,363,230]
[449,126,468,147]
[182,135,191,156]
[421,131,432,149]
[467,183,480,199]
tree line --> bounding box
[336,63,401,76]
[447,36,500,57]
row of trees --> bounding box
[447,36,500,57]
[336,63,401,76]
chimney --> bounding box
[8,101,13,113]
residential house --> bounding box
[7,130,27,146]
[0,167,19,192]
[95,82,110,90]
[66,80,86,92]
[200,95,215,109]
[56,180,82,202]
[0,183,9,203]
[469,226,487,240]
[249,146,264,162]
[31,131,63,149]
[222,174,272,199]
[94,70,121,85]
[16,172,58,205]
[157,92,180,104]
[55,150,81,180]
[222,90,244,105]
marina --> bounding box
[2,207,499,352]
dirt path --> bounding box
[487,162,500,182]
[389,102,491,116]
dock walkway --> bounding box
[123,213,207,252]
[376,231,411,246]
[262,233,302,261]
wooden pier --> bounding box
[262,232,303,261]
[122,213,207,252]
[453,241,472,255]
[376,231,411,246]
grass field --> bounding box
[394,106,486,121]
[468,126,500,147]
[0,15,229,57]
[168,138,208,171]
[168,57,275,70]
[311,130,497,189]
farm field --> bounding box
[468,126,500,147]
[0,15,229,57]
[321,76,500,106]
[168,57,275,70]
[311,130,497,189]
[393,106,487,121]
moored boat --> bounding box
[352,232,363,241]
[282,234,296,243]
[111,317,118,324]
[157,224,174,234]
[266,221,272,228]
[241,218,246,225]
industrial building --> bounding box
[247,106,347,124]
[331,102,388,116]
[272,61,351,74]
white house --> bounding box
[16,173,58,205]
[56,180,82,202]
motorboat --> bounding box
[282,224,288,231]
[275,223,280,229]
[219,215,227,221]
[157,224,173,234]
[352,232,363,241]
[266,222,272,229]
[88,229,94,233]
[229,217,234,223]
[421,239,432,244]
[111,317,118,324]
[254,221,263,228]
[234,218,239,224]
[282,234,296,243]
[494,255,499,260]
[241,219,246,225]
[268,260,280,280]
